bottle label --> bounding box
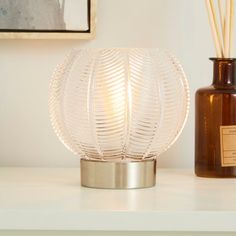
[220,126,236,167]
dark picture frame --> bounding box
[0,0,96,39]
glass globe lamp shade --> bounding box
[49,48,189,189]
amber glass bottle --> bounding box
[195,58,236,177]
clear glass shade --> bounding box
[49,48,189,161]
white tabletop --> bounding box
[0,168,236,231]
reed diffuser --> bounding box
[195,0,236,177]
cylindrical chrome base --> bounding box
[80,158,156,189]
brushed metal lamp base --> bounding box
[80,158,156,189]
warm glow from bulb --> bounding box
[49,48,189,161]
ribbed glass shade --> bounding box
[49,48,189,162]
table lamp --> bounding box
[49,48,189,189]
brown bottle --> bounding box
[195,58,236,177]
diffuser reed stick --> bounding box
[218,0,225,30]
[218,0,225,50]
[206,0,235,58]
[205,0,223,57]
[225,0,231,57]
[229,0,234,57]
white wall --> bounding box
[0,0,227,168]
[0,231,235,236]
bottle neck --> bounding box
[212,58,236,87]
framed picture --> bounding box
[0,0,96,39]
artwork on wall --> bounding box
[0,0,96,39]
